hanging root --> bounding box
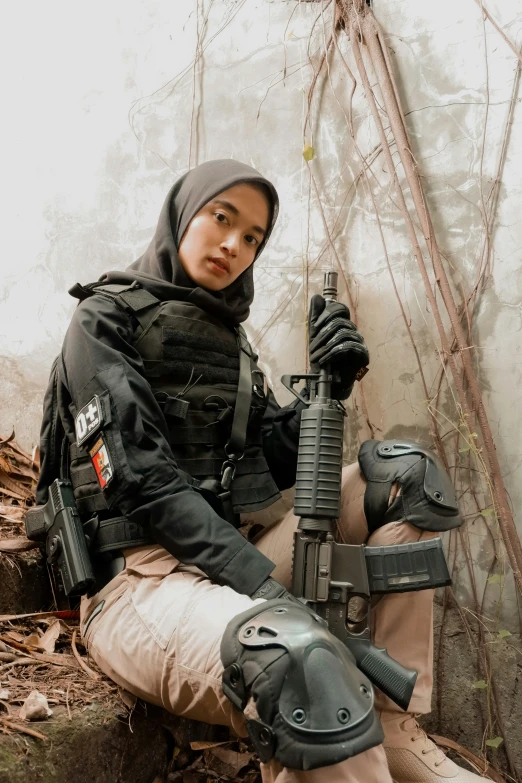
[336,0,522,598]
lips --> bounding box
[209,257,230,273]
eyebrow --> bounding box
[210,199,267,238]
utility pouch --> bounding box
[25,479,95,596]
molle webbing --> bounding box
[67,284,282,516]
[133,298,280,513]
[69,442,109,516]
[160,328,240,385]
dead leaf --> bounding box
[190,740,231,751]
[0,690,9,700]
[0,538,39,553]
[36,620,62,654]
[28,650,79,668]
[204,746,254,777]
[0,505,25,520]
[3,631,24,643]
[0,638,80,669]
[0,468,31,500]
[2,439,35,465]
[117,687,137,710]
[24,632,42,647]
[19,690,53,721]
[0,432,15,448]
[0,456,37,482]
[6,463,38,483]
[0,486,29,502]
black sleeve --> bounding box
[261,388,306,491]
[59,294,275,596]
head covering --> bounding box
[100,159,279,325]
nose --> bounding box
[220,230,240,257]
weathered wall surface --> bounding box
[1,0,521,635]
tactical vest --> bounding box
[67,282,282,529]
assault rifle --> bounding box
[282,272,451,711]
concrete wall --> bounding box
[1,0,521,624]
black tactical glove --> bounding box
[308,294,369,401]
[250,577,302,604]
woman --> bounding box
[37,159,479,783]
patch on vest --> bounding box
[75,396,103,447]
[89,436,113,489]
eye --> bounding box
[245,235,258,246]
[215,212,228,224]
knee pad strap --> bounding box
[221,599,383,770]
[358,439,462,534]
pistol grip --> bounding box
[348,639,417,711]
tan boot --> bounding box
[380,712,486,782]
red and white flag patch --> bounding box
[89,436,113,489]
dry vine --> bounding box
[296,0,522,777]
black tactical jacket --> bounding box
[37,288,304,596]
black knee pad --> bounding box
[358,439,462,534]
[220,599,383,770]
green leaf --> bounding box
[487,574,501,584]
[498,629,512,639]
[472,680,488,689]
[459,446,471,453]
[482,507,496,517]
[485,736,503,749]
[302,143,315,162]
[470,432,478,438]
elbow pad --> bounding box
[221,600,383,770]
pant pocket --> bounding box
[82,600,105,638]
[128,571,195,651]
[81,583,128,647]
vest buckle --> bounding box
[220,460,237,492]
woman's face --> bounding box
[178,183,270,291]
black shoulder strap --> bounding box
[69,281,160,333]
[225,326,253,462]
[206,326,255,524]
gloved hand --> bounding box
[250,577,308,608]
[250,578,322,623]
[308,294,369,401]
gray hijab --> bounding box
[100,159,279,325]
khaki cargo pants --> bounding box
[80,465,436,783]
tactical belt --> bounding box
[85,515,152,554]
